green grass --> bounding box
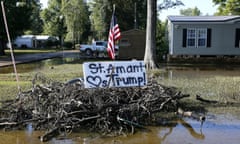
[0,81,31,100]
[149,69,240,116]
[153,69,240,103]
[0,63,83,100]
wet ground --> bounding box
[0,50,79,67]
[0,56,240,144]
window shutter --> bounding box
[235,28,240,48]
[207,29,211,47]
[182,29,187,47]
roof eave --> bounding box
[168,16,240,24]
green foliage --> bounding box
[0,0,42,55]
[41,0,66,39]
[45,39,59,48]
[158,0,184,10]
[63,41,73,49]
[41,0,90,44]
[89,0,147,40]
[0,0,42,37]
[213,0,227,3]
[27,1,43,34]
[89,0,108,40]
[62,0,91,43]
[180,7,201,16]
[0,1,31,37]
[156,20,168,63]
[213,0,240,15]
[111,0,147,31]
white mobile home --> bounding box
[14,35,36,48]
[35,35,58,48]
[168,16,240,57]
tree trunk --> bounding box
[144,0,157,69]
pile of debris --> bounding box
[0,73,202,142]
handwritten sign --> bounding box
[83,61,147,88]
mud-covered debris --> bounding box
[0,73,191,142]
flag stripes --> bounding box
[107,13,121,60]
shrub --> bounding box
[63,41,73,49]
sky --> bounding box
[40,0,48,9]
[158,0,218,20]
[39,0,218,20]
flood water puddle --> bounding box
[0,113,239,144]
[0,56,80,74]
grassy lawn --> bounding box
[0,48,67,100]
[148,68,240,117]
[0,62,83,100]
[161,75,240,104]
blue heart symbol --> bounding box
[86,76,102,87]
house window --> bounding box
[198,29,207,46]
[187,28,207,47]
[183,28,211,48]
[187,29,196,47]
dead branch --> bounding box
[196,95,218,104]
[177,108,205,122]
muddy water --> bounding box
[0,114,239,144]
[0,60,240,144]
[0,57,77,74]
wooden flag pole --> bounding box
[107,66,115,87]
[1,1,21,93]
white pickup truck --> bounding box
[79,41,118,57]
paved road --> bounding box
[0,50,79,67]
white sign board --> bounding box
[83,61,147,88]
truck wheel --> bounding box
[85,49,93,56]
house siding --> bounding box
[169,17,240,56]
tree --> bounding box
[89,0,147,40]
[180,6,201,16]
[144,0,183,69]
[41,0,65,46]
[28,0,43,34]
[0,0,36,55]
[89,0,108,40]
[156,20,168,62]
[41,0,91,47]
[62,0,91,45]
[144,0,157,69]
[213,0,240,15]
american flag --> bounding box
[107,11,121,60]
